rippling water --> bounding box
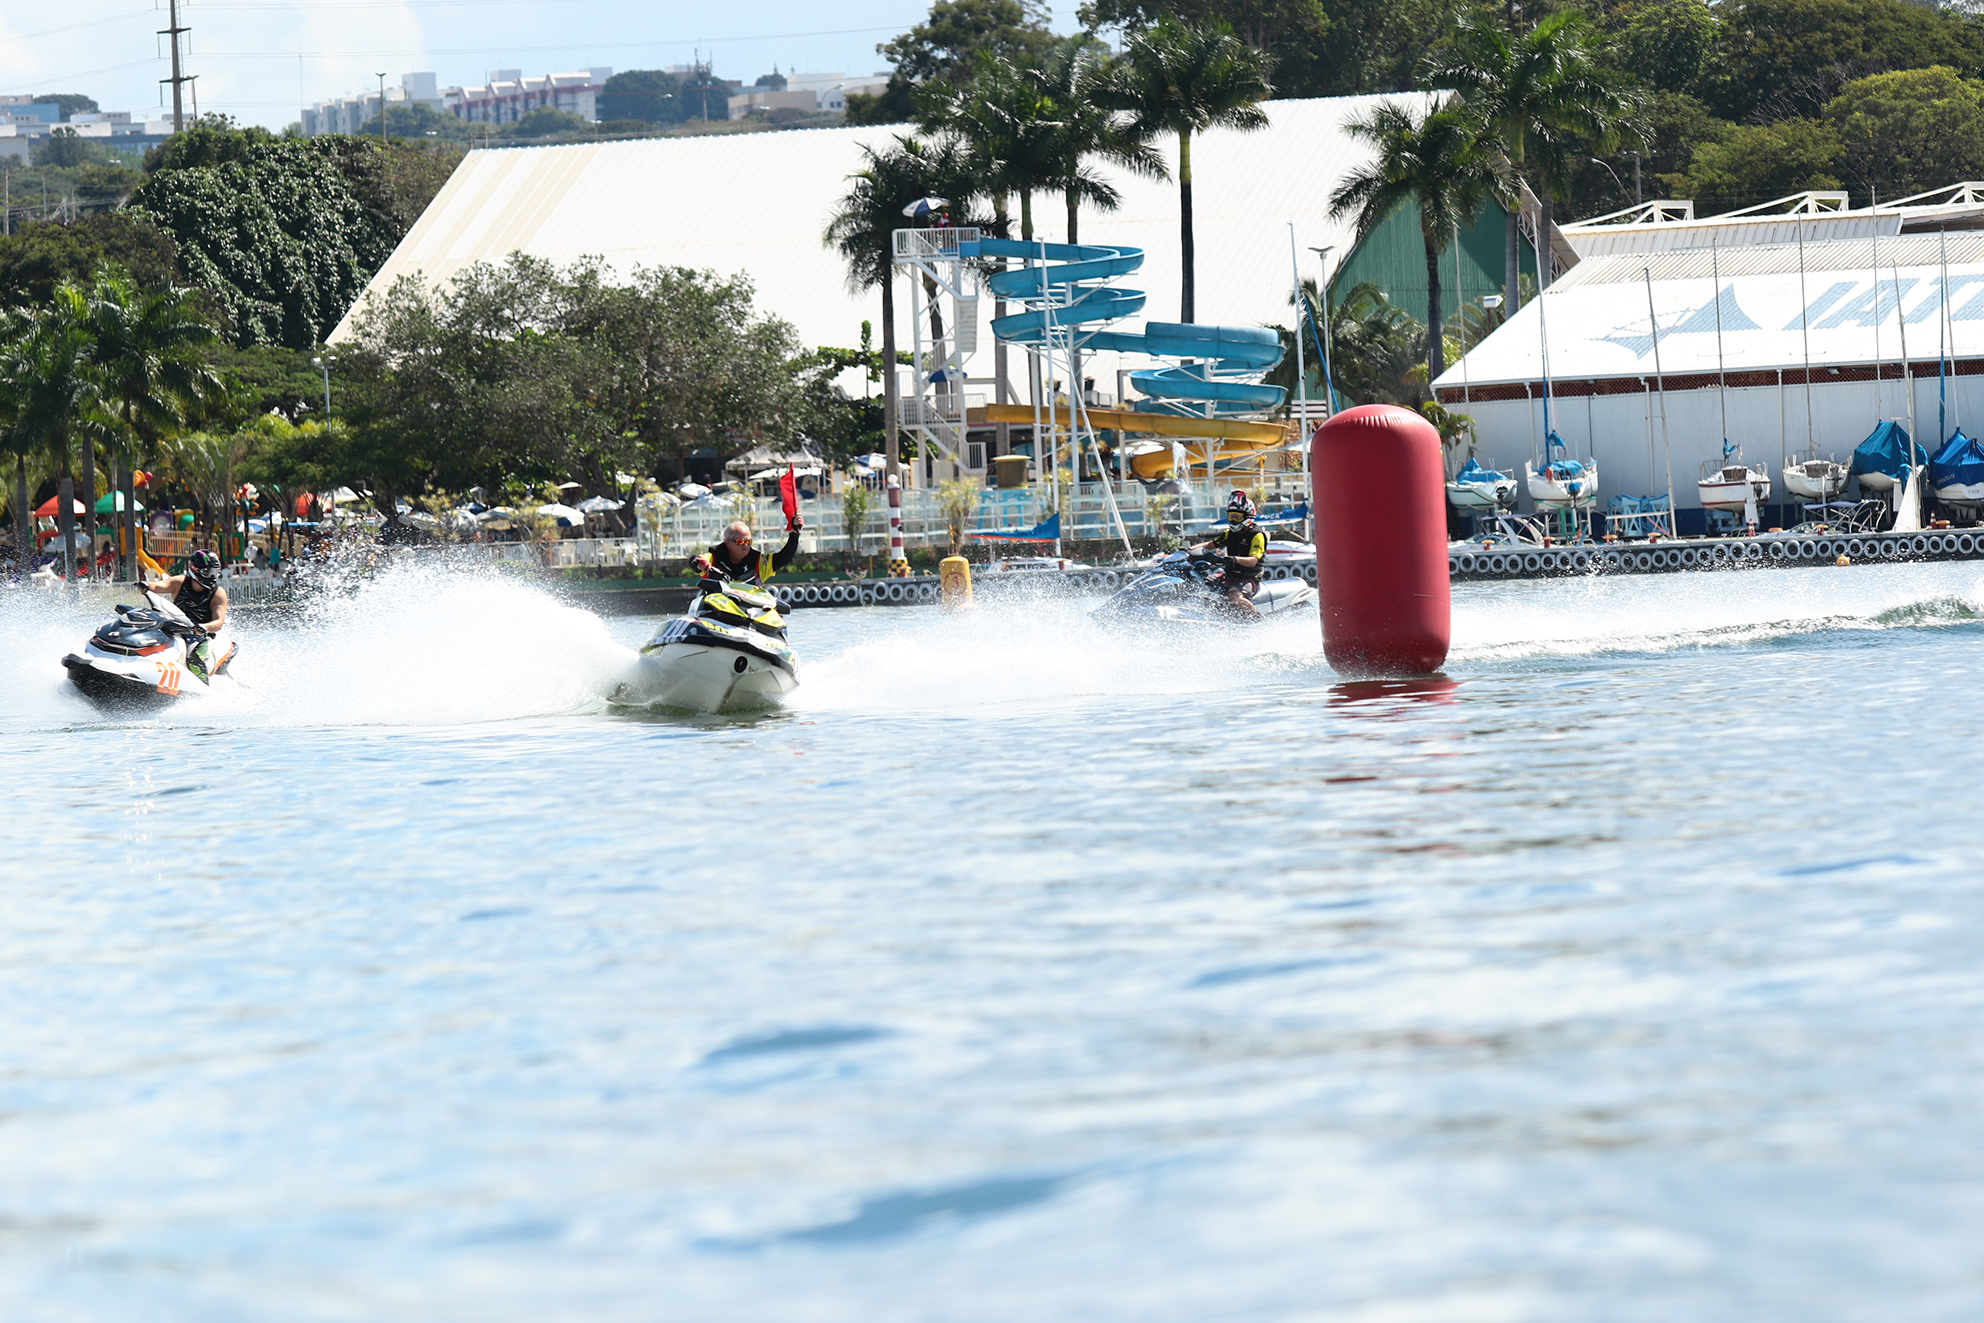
[5,561,1983,1321]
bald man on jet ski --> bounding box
[692,515,804,587]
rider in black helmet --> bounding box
[1190,490,1267,618]
[145,547,230,680]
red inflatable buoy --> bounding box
[1310,404,1451,675]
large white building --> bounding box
[444,69,614,127]
[330,95,1423,396]
[1435,186,1984,524]
[302,73,445,137]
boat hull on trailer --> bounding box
[1526,459,1598,509]
[1783,460,1847,501]
[1447,476,1517,511]
[1699,464,1771,512]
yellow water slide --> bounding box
[979,404,1289,479]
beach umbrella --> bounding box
[34,495,87,519]
[902,196,948,219]
[93,491,145,514]
[575,495,624,513]
[537,502,585,527]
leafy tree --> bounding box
[1424,9,1637,301]
[0,214,180,311]
[34,93,100,120]
[1108,15,1274,322]
[130,120,460,348]
[1572,91,1725,218]
[0,287,113,579]
[600,69,685,124]
[359,101,475,142]
[1661,117,1842,210]
[33,129,111,169]
[1612,0,1723,96]
[1326,280,1430,409]
[1825,66,1984,203]
[1332,101,1513,380]
[508,108,592,139]
[1033,36,1165,243]
[1078,0,1330,69]
[852,0,1058,125]
[826,135,984,474]
[1271,0,1460,99]
[1704,0,1984,123]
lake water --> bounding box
[4,560,1983,1321]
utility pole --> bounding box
[377,73,388,143]
[159,0,190,133]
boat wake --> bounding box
[3,564,638,729]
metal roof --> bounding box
[329,94,1431,363]
[1436,230,1984,389]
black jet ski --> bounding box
[1093,550,1316,627]
[61,588,238,711]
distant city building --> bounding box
[443,68,614,126]
[302,73,446,137]
[727,72,890,118]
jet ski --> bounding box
[1093,550,1316,627]
[613,576,799,713]
[61,587,238,711]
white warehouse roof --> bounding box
[330,94,1428,356]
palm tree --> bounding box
[1422,10,1636,304]
[1108,16,1273,322]
[1331,101,1513,382]
[1031,37,1165,244]
[825,134,981,477]
[165,429,250,551]
[85,265,219,581]
[0,290,111,583]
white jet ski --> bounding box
[614,576,799,713]
[1093,550,1315,627]
[61,587,238,711]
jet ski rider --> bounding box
[692,514,804,587]
[143,548,229,679]
[1191,491,1266,618]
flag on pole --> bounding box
[779,466,798,524]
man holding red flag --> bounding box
[691,467,805,586]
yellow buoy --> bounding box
[1836,555,1851,567]
[940,555,975,609]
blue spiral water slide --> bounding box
[960,238,1286,420]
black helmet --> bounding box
[1226,491,1257,524]
[188,548,221,587]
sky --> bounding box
[0,0,1083,130]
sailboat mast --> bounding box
[1644,267,1676,533]
[1871,208,1885,421]
[1894,242,1917,461]
[1939,226,1949,444]
[1712,241,1729,442]
[1797,219,1816,458]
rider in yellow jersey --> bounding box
[1190,491,1266,618]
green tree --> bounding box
[1704,0,1984,123]
[1825,66,1984,204]
[1661,117,1842,211]
[1332,101,1513,381]
[33,129,110,169]
[84,265,220,579]
[1612,0,1723,96]
[600,69,685,124]
[853,0,1059,125]
[507,107,592,139]
[1077,0,1330,71]
[826,135,983,475]
[1108,15,1274,322]
[1424,9,1637,303]
[0,214,180,311]
[1325,280,1430,409]
[359,101,475,142]
[0,288,112,580]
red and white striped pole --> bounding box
[887,473,907,570]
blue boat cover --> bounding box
[972,512,1060,541]
[1849,420,1919,481]
[1541,430,1586,477]
[1930,429,1984,489]
[1453,458,1508,484]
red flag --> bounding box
[779,466,799,522]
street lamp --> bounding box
[1307,245,1338,413]
[376,73,388,144]
[311,354,334,420]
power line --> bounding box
[12,9,157,43]
[190,25,915,58]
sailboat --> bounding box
[1698,440,1771,511]
[1930,428,1984,508]
[1447,456,1518,511]
[1783,456,1848,501]
[1527,431,1598,508]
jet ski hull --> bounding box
[616,615,798,713]
[60,638,234,713]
